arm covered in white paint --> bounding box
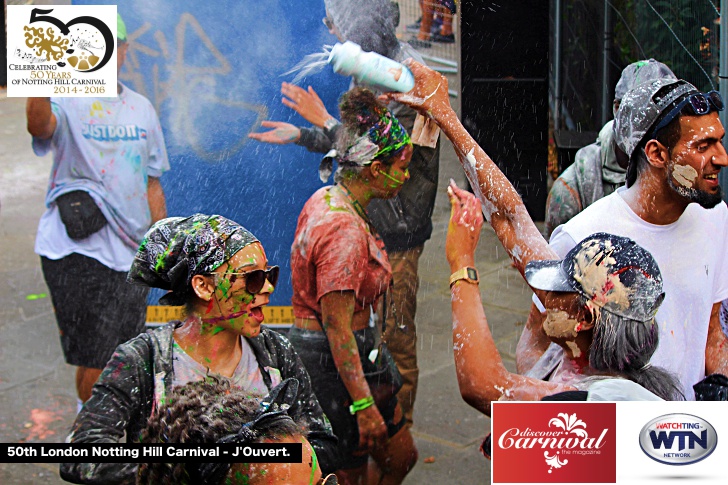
[447,182,572,416]
[384,61,557,284]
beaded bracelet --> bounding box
[349,396,375,415]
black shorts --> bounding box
[41,253,148,369]
[288,326,405,470]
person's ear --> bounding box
[644,139,670,169]
[191,274,215,301]
[577,303,597,332]
[368,160,384,178]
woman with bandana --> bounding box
[60,214,339,484]
[288,88,418,485]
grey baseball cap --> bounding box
[525,233,664,322]
[614,59,676,101]
[613,78,699,163]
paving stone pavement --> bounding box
[0,84,537,483]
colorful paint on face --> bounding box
[202,243,273,338]
[377,144,412,196]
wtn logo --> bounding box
[639,414,717,465]
[650,430,707,451]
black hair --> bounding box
[137,377,303,485]
[627,86,694,187]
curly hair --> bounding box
[334,87,410,180]
[136,377,303,485]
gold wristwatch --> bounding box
[449,267,479,288]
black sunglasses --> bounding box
[222,266,279,294]
[651,90,724,139]
[322,16,334,30]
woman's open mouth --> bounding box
[249,306,265,323]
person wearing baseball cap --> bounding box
[381,60,728,401]
[444,182,680,411]
[534,77,728,400]
[545,59,676,237]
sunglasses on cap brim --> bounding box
[651,90,724,140]
[220,266,279,294]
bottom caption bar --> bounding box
[0,443,303,463]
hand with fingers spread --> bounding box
[355,405,388,454]
[248,121,301,145]
[446,179,484,270]
[379,59,451,118]
[281,82,336,129]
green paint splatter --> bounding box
[26,293,47,300]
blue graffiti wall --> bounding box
[75,0,350,307]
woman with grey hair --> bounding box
[288,87,418,484]
[445,182,682,412]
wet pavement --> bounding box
[0,84,535,483]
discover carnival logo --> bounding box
[639,413,718,465]
[492,403,616,483]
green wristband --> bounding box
[349,396,375,415]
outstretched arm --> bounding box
[281,82,337,129]
[447,182,571,416]
[384,61,557,282]
[249,84,340,153]
[248,121,301,144]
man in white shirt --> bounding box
[26,14,170,404]
[518,78,728,399]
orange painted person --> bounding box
[288,88,418,485]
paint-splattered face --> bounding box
[540,291,591,342]
[227,435,321,484]
[209,242,273,338]
[376,143,413,198]
[665,112,727,208]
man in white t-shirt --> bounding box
[518,78,728,399]
[26,14,170,404]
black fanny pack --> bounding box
[56,190,108,240]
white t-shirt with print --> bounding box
[547,188,728,399]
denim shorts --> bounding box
[287,326,404,469]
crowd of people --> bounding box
[23,3,728,485]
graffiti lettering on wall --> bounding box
[120,13,268,162]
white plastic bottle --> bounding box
[328,41,415,93]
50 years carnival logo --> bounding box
[492,403,616,483]
[639,413,718,466]
[6,5,117,97]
